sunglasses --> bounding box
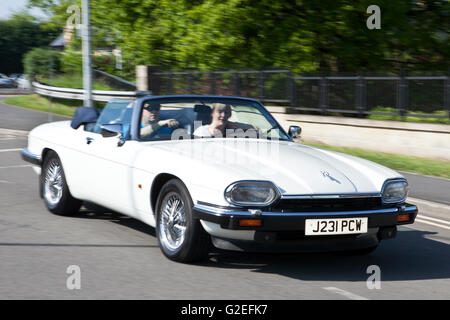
[143,105,160,112]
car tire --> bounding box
[155,179,211,263]
[41,151,81,216]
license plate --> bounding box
[305,217,368,236]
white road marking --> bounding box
[415,218,450,231]
[0,128,28,137]
[0,148,22,152]
[408,197,450,210]
[0,165,32,169]
[408,197,450,216]
[323,287,369,300]
[0,180,11,183]
[418,214,450,226]
[0,138,24,141]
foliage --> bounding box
[27,0,450,78]
[23,47,61,77]
[3,94,105,117]
[37,73,113,90]
[61,48,117,75]
[60,46,82,73]
[93,53,116,75]
[27,0,82,31]
[3,94,82,117]
[367,107,450,124]
[0,13,58,74]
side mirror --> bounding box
[288,126,301,139]
[101,124,128,147]
[101,124,122,138]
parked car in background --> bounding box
[0,78,16,88]
[14,74,31,90]
[0,73,17,88]
[9,73,21,81]
[21,95,418,263]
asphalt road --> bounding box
[0,98,449,299]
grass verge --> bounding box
[303,142,450,180]
[367,107,450,124]
[3,94,105,117]
[37,73,114,90]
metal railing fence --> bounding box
[153,70,450,118]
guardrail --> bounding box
[93,69,137,91]
[32,81,149,102]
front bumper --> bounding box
[21,148,41,166]
[193,202,418,232]
[193,202,417,251]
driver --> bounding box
[140,103,179,138]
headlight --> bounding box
[382,179,409,203]
[224,181,280,207]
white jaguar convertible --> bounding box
[22,95,417,262]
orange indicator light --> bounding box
[397,214,410,223]
[239,219,262,227]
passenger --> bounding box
[140,103,179,138]
[193,103,239,137]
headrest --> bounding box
[71,107,101,129]
[194,104,212,113]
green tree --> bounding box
[23,47,61,77]
[28,0,450,75]
[0,13,58,74]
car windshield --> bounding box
[92,100,133,135]
[139,98,289,142]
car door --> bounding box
[82,134,139,216]
[78,102,139,217]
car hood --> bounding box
[147,139,403,195]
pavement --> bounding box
[0,98,449,299]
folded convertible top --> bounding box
[70,107,101,129]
